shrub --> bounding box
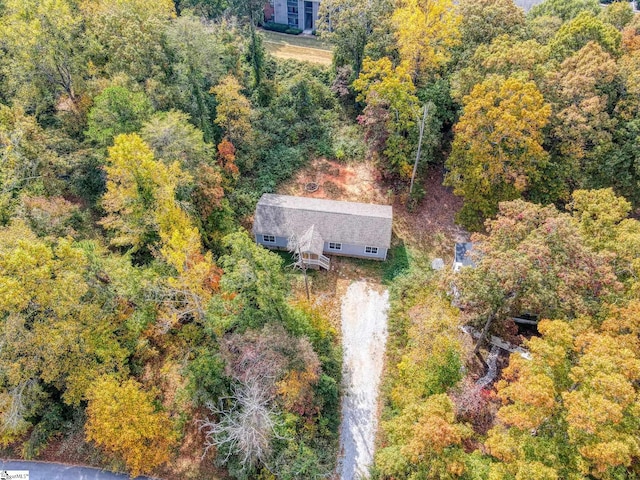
[263,22,302,35]
[332,124,366,161]
[263,22,289,33]
[187,349,230,406]
[22,404,67,459]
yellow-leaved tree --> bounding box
[100,134,220,330]
[375,293,471,478]
[392,0,461,81]
[444,76,551,229]
[353,57,419,178]
[0,222,128,443]
[100,133,190,250]
[210,74,253,145]
[85,375,178,477]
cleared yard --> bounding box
[260,29,333,65]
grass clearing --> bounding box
[260,29,333,65]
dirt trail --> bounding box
[338,281,389,480]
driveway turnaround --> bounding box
[338,281,389,480]
[0,460,158,480]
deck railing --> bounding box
[302,254,330,270]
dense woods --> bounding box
[0,0,639,478]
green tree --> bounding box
[451,34,548,102]
[445,77,551,228]
[458,0,525,55]
[570,188,640,288]
[175,0,228,18]
[164,13,228,141]
[529,0,599,22]
[588,119,640,205]
[317,0,379,75]
[85,86,153,147]
[527,15,564,44]
[227,0,265,87]
[0,106,67,223]
[81,0,176,82]
[353,57,420,178]
[211,230,291,332]
[549,11,622,61]
[140,110,214,172]
[600,1,634,31]
[0,0,86,112]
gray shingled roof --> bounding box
[254,194,393,249]
[297,225,324,255]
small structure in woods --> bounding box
[253,193,393,270]
[453,242,475,272]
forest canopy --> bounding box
[0,0,640,478]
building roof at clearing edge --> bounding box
[253,194,393,249]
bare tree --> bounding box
[199,376,283,469]
[0,379,36,435]
[409,102,431,196]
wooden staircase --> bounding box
[302,254,330,270]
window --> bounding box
[328,242,342,251]
[365,246,378,255]
[287,0,298,27]
[262,235,276,243]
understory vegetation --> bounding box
[1,0,640,478]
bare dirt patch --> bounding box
[279,158,388,204]
[280,159,468,262]
[392,164,469,260]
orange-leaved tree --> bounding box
[486,306,640,479]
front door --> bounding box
[304,1,313,30]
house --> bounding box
[270,0,320,32]
[253,193,393,269]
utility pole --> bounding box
[298,243,310,301]
[409,102,430,196]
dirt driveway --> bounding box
[338,281,389,480]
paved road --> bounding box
[0,460,158,480]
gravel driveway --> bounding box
[338,281,389,480]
